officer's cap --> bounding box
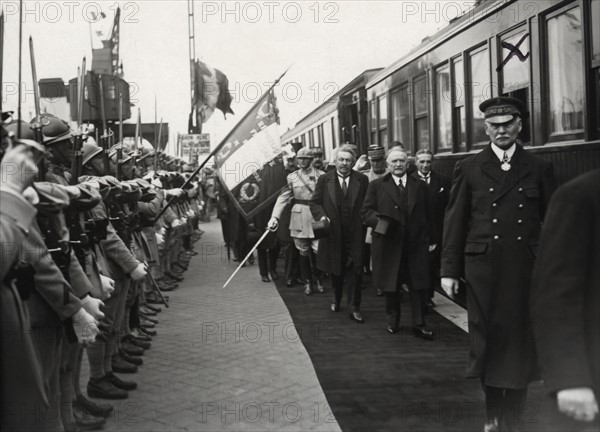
[367,144,385,161]
[479,97,525,124]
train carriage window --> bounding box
[435,64,452,152]
[370,100,377,145]
[469,47,492,145]
[414,76,429,150]
[546,6,584,137]
[378,95,388,148]
[391,85,410,149]
[453,58,466,151]
[500,31,530,94]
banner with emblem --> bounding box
[215,88,288,221]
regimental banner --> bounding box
[215,89,287,220]
[179,133,210,163]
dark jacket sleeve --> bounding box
[310,174,326,221]
[441,161,470,279]
[360,180,380,228]
[530,181,592,394]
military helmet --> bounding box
[108,143,133,164]
[296,147,313,159]
[137,139,156,163]
[82,142,104,166]
[36,114,73,146]
[5,119,35,140]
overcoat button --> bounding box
[518,188,523,192]
[493,235,499,240]
[489,187,494,192]
[517,219,523,224]
[493,219,498,223]
[518,204,523,208]
[492,203,497,207]
[517,236,522,241]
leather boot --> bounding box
[75,394,113,418]
[106,371,137,391]
[87,375,128,399]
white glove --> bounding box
[80,295,105,320]
[557,388,599,422]
[99,274,115,299]
[180,217,188,224]
[171,219,183,228]
[187,210,195,218]
[23,186,40,205]
[166,188,184,198]
[267,217,279,231]
[72,308,99,344]
[151,178,163,188]
[441,277,460,299]
[129,263,147,281]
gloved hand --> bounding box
[129,263,147,281]
[80,295,105,320]
[166,188,184,198]
[99,274,115,299]
[267,217,279,231]
[171,219,183,229]
[61,185,82,199]
[72,308,99,344]
[187,209,195,218]
[23,186,40,205]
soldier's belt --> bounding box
[294,199,311,205]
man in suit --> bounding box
[362,147,434,339]
[531,169,599,429]
[310,144,369,323]
[411,149,450,311]
[441,97,556,432]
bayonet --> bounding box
[70,58,86,185]
[98,75,111,174]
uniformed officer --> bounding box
[268,147,325,295]
[309,146,325,171]
[441,96,557,432]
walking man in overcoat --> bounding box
[310,144,369,322]
[441,97,556,432]
[362,147,434,339]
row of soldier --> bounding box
[0,112,205,432]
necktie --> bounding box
[341,177,348,196]
[398,179,405,192]
[420,174,429,184]
[503,152,509,164]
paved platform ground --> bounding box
[86,219,341,432]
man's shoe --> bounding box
[106,372,137,391]
[138,325,157,337]
[165,271,183,281]
[376,288,384,297]
[111,355,138,373]
[144,304,161,313]
[304,283,312,295]
[123,336,151,350]
[129,328,152,342]
[387,325,398,334]
[349,312,365,323]
[330,303,339,312]
[412,326,434,341]
[140,319,156,329]
[269,271,279,281]
[286,279,294,287]
[121,342,144,356]
[140,315,159,325]
[139,306,157,316]
[87,376,128,399]
[119,349,143,366]
[73,403,106,429]
[313,278,325,294]
[146,296,169,305]
[261,275,270,283]
[75,394,113,418]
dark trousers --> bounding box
[331,262,363,312]
[483,384,528,431]
[427,249,441,300]
[283,241,299,281]
[258,248,278,277]
[385,260,425,328]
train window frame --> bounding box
[434,62,453,154]
[452,55,467,153]
[390,83,411,151]
[467,43,493,150]
[378,95,388,149]
[370,99,377,145]
[542,3,585,144]
[497,25,531,95]
[413,74,429,151]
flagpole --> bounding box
[153,68,289,224]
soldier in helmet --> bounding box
[268,147,325,295]
[136,139,156,177]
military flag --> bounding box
[189,60,234,133]
[215,87,287,220]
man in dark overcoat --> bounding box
[310,144,369,322]
[411,149,450,310]
[530,169,599,428]
[362,147,434,339]
[441,97,556,432]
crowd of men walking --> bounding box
[1,112,206,431]
[2,96,599,432]
[218,97,599,432]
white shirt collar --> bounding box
[491,143,516,162]
[391,173,407,186]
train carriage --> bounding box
[366,0,600,183]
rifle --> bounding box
[117,93,123,180]
[133,108,140,178]
[156,118,163,172]
[70,58,86,185]
[28,36,46,180]
[0,12,4,115]
[98,74,111,175]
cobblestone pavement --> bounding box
[86,219,341,432]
